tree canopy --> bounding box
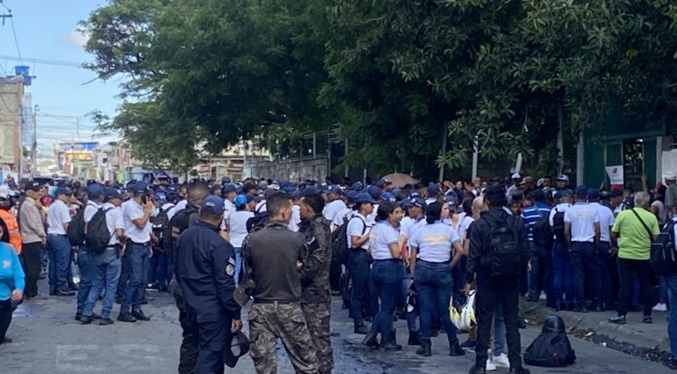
[83,0,677,179]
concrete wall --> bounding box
[247,157,329,182]
[0,79,23,173]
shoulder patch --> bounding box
[225,263,235,277]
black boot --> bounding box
[381,330,402,351]
[362,332,379,349]
[408,330,421,346]
[449,340,466,356]
[416,339,432,357]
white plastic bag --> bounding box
[450,290,477,330]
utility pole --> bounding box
[31,104,37,176]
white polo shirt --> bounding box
[564,202,600,243]
[591,202,615,243]
[84,200,102,223]
[369,221,399,260]
[409,222,461,263]
[103,202,124,246]
[46,200,72,235]
[323,199,347,223]
[346,213,371,250]
[123,199,151,243]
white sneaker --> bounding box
[653,303,668,312]
[539,291,547,300]
[493,353,510,368]
[485,360,497,371]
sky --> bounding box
[0,0,121,158]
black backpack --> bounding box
[246,207,269,234]
[85,208,113,253]
[164,205,199,261]
[152,206,174,242]
[331,215,365,266]
[67,208,86,246]
[532,212,553,248]
[524,331,576,367]
[486,216,524,277]
[650,220,677,276]
[552,208,566,243]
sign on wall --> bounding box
[605,165,624,187]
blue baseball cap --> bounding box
[55,187,71,197]
[323,185,342,195]
[427,182,440,196]
[355,192,377,204]
[133,181,149,194]
[201,196,226,215]
[346,190,358,201]
[106,187,123,200]
[290,191,302,199]
[610,189,623,197]
[575,185,588,196]
[367,185,381,200]
[87,184,104,198]
[351,182,364,191]
[234,194,248,206]
[382,192,395,202]
[587,188,600,200]
[376,178,392,188]
[411,196,426,208]
[223,183,238,194]
[400,199,414,208]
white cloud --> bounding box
[63,29,90,48]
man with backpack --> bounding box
[520,190,552,305]
[550,190,574,311]
[466,186,530,374]
[74,184,105,321]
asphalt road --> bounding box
[1,282,675,374]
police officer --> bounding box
[298,193,333,374]
[165,181,210,374]
[176,196,242,374]
[245,192,318,373]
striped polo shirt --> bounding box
[520,202,551,241]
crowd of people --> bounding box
[0,172,676,373]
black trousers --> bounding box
[475,275,523,369]
[0,299,12,341]
[617,258,653,317]
[174,292,198,374]
[21,242,43,298]
[196,317,230,374]
[116,249,132,299]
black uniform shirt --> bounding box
[176,220,241,320]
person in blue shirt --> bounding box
[520,190,553,305]
[0,218,25,345]
[362,201,404,351]
[409,201,466,358]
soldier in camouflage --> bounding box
[298,193,334,374]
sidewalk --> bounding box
[524,299,672,362]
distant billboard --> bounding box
[57,141,99,152]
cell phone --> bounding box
[142,195,148,205]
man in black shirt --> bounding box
[245,192,318,374]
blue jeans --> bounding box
[76,248,95,313]
[528,242,553,304]
[369,260,403,335]
[234,247,243,287]
[664,274,677,359]
[552,242,574,308]
[122,243,150,313]
[83,249,121,319]
[349,251,371,327]
[598,242,614,307]
[415,260,459,344]
[493,303,507,356]
[148,250,173,290]
[571,242,601,308]
[47,235,71,292]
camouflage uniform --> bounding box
[249,303,319,374]
[299,216,333,374]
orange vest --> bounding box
[0,209,22,254]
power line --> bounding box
[8,16,21,64]
[0,54,81,68]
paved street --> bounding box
[0,279,674,374]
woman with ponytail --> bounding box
[408,201,465,357]
[362,202,404,351]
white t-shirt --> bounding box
[323,199,347,223]
[564,203,600,243]
[47,200,72,235]
[409,222,461,263]
[229,210,254,248]
[174,199,188,212]
[369,221,399,260]
[123,199,151,243]
[457,215,474,244]
[549,203,572,226]
[103,202,124,246]
[652,200,666,223]
[162,202,177,221]
[255,200,267,214]
[84,201,101,223]
[288,204,301,232]
[407,218,427,246]
[366,203,379,226]
[399,216,414,240]
[591,202,615,243]
[346,213,371,250]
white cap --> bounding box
[664,174,677,180]
[511,173,521,179]
[557,174,569,182]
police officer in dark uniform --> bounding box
[176,195,242,374]
[165,181,210,374]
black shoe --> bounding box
[80,316,93,325]
[91,312,101,320]
[0,337,12,345]
[609,315,626,325]
[573,307,588,313]
[381,338,403,351]
[416,339,432,357]
[75,313,82,321]
[449,341,466,356]
[117,313,137,323]
[643,315,653,324]
[69,283,79,291]
[56,290,75,296]
[469,365,486,374]
[518,319,527,329]
[526,297,539,302]
[354,324,369,334]
[331,290,341,296]
[99,318,114,326]
[667,358,677,370]
[408,331,421,346]
[141,299,149,305]
[364,315,373,323]
[509,367,531,374]
[461,339,476,349]
[431,329,439,337]
[593,305,604,312]
[362,332,379,349]
[132,310,151,321]
[115,296,122,304]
